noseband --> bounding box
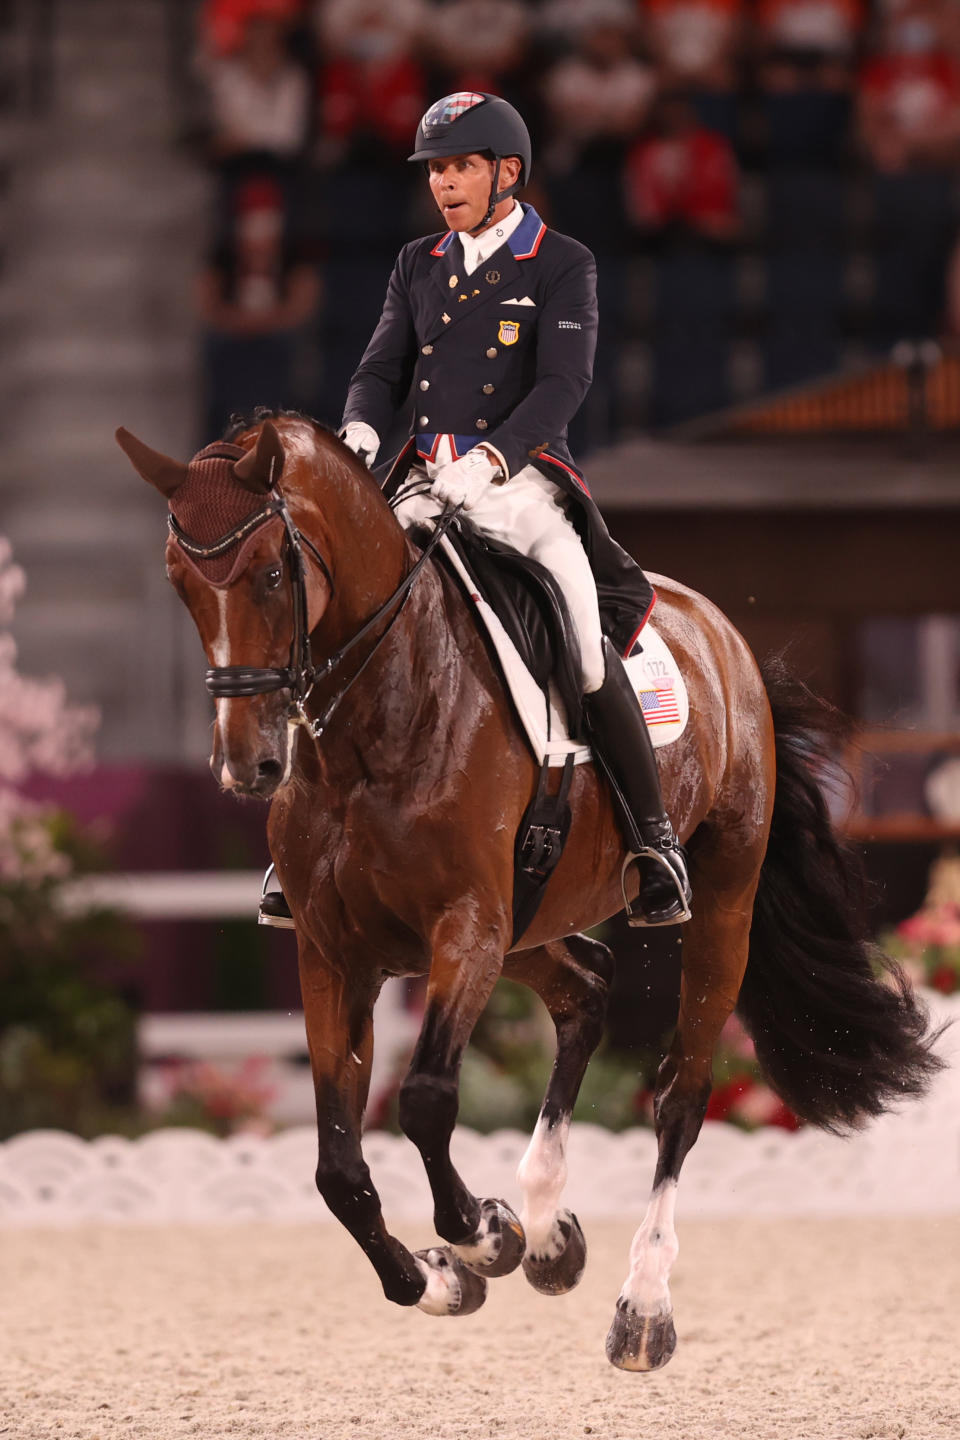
[169,458,458,740]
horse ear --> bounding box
[233,421,285,494]
[115,427,187,497]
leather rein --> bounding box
[169,467,459,742]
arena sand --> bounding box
[1,1216,958,1440]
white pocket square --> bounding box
[501,296,536,306]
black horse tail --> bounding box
[735,655,946,1133]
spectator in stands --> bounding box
[624,90,740,243]
[424,0,533,110]
[642,0,743,94]
[755,0,863,85]
[313,0,426,169]
[198,0,307,60]
[753,0,862,165]
[625,94,740,424]
[539,0,655,177]
[538,0,654,448]
[310,0,427,424]
[857,6,960,345]
[858,2,960,172]
[203,9,311,166]
[197,176,319,439]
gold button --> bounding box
[421,344,433,355]
[419,380,430,391]
[418,415,429,427]
[476,419,488,431]
[486,347,497,358]
[482,384,495,395]
[449,275,458,288]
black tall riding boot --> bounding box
[584,638,692,927]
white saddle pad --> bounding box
[439,534,689,767]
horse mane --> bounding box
[221,407,375,486]
[222,405,329,446]
[220,407,400,529]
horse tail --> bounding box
[735,654,946,1133]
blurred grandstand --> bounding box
[0,0,958,1039]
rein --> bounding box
[171,475,460,741]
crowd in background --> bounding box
[190,0,960,448]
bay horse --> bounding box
[117,412,941,1371]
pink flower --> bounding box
[717,1013,758,1061]
[0,536,100,881]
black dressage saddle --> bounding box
[420,517,584,944]
[439,516,584,743]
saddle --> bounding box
[442,518,585,742]
[426,517,587,945]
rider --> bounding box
[260,92,691,930]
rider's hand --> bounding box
[339,421,380,468]
[433,448,502,511]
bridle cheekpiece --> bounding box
[169,442,458,740]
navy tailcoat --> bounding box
[341,203,653,654]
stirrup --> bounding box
[621,847,692,928]
[258,863,295,930]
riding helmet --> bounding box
[408,92,532,186]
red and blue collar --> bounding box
[429,203,547,261]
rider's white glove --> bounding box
[339,421,380,468]
[432,448,501,512]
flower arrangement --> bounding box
[0,538,99,888]
[374,976,801,1134]
[701,1013,801,1130]
[0,537,139,1138]
[882,853,960,995]
[141,1056,279,1136]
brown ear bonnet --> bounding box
[170,442,281,587]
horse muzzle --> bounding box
[210,697,290,799]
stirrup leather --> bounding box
[621,846,692,929]
[258,862,295,930]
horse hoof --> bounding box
[453,1198,526,1278]
[605,1297,677,1372]
[415,1246,488,1317]
[522,1209,587,1296]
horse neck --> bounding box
[292,439,466,771]
[300,439,410,644]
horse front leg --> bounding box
[606,862,759,1372]
[397,905,526,1313]
[298,941,427,1310]
[506,932,615,1296]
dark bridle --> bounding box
[170,445,459,741]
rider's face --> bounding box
[428,153,497,232]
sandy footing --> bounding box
[2,1216,958,1439]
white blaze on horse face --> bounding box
[212,591,239,788]
[619,1179,679,1318]
[212,589,232,668]
[517,1115,570,1253]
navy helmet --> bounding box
[409,92,532,229]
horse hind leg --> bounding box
[606,841,762,1372]
[506,931,615,1296]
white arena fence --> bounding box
[65,871,421,1125]
[1,992,957,1228]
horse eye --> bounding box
[264,564,283,591]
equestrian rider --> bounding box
[260,92,691,930]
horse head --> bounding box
[116,419,334,798]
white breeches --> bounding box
[394,462,606,693]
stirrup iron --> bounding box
[621,847,692,928]
[258,862,295,929]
